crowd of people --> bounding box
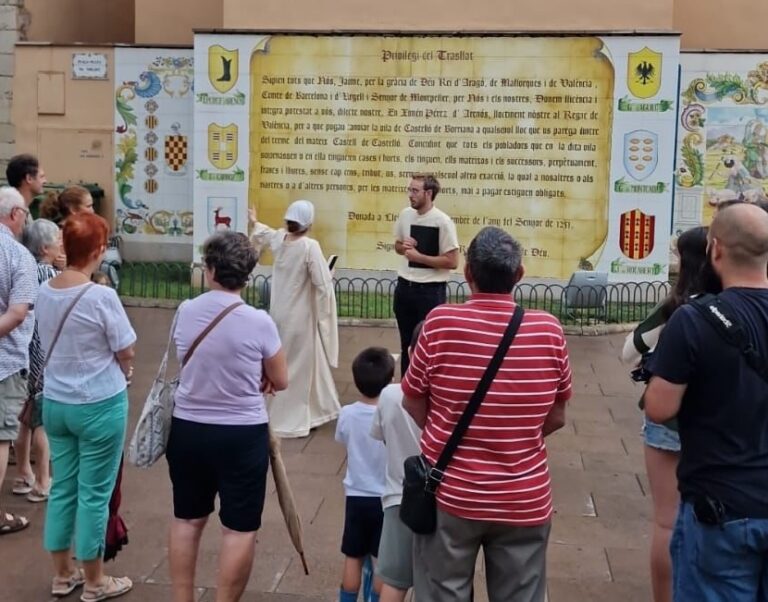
[2,160,768,602]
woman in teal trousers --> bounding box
[35,213,136,602]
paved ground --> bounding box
[0,307,650,601]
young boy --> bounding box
[335,347,392,602]
[370,323,424,602]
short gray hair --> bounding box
[23,218,60,260]
[466,226,523,294]
[0,186,25,218]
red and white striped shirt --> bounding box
[401,294,572,525]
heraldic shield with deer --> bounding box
[208,45,239,94]
[207,197,237,235]
[627,47,662,99]
[620,209,656,260]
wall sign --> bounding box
[72,52,108,80]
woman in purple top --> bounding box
[166,231,288,602]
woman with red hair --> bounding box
[35,213,136,601]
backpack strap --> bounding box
[689,293,768,384]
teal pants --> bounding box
[43,390,128,561]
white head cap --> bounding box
[284,200,314,229]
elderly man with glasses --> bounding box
[0,186,39,535]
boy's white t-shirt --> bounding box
[370,383,423,509]
[335,401,387,497]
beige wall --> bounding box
[24,0,134,44]
[13,45,115,218]
[222,0,673,30]
[134,0,222,45]
[675,0,768,50]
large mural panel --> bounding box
[193,34,680,281]
[675,53,768,234]
[114,48,194,242]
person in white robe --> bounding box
[248,200,340,438]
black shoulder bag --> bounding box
[689,293,768,384]
[400,305,525,534]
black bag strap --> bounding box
[427,304,525,491]
[690,293,768,384]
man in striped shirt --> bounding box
[403,226,572,602]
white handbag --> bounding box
[128,301,244,468]
[127,311,178,468]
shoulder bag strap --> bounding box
[690,293,768,384]
[181,300,244,368]
[34,283,95,389]
[427,304,525,490]
[157,308,180,382]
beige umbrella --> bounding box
[268,427,310,575]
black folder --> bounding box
[409,225,440,268]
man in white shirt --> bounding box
[393,174,458,376]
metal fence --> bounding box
[117,262,670,326]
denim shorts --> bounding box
[643,417,681,452]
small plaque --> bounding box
[72,52,108,80]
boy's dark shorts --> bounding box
[341,496,384,558]
[166,417,269,532]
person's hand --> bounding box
[404,248,422,262]
[402,236,417,250]
[124,365,134,387]
[261,375,276,396]
[53,253,67,270]
[248,207,258,226]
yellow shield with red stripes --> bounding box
[619,209,656,260]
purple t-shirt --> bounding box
[173,290,282,426]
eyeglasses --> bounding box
[407,187,425,194]
[13,206,29,218]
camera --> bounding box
[631,351,654,383]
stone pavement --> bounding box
[0,308,650,601]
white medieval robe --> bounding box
[251,224,340,437]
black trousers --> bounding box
[393,278,447,377]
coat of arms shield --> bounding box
[208,45,239,94]
[207,123,238,171]
[619,209,656,260]
[623,130,658,181]
[627,47,662,99]
[164,123,188,175]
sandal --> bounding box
[52,568,85,596]
[80,576,133,602]
[12,475,35,495]
[27,486,50,503]
[0,511,29,535]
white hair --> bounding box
[0,186,25,218]
[23,218,59,261]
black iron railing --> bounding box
[117,262,669,326]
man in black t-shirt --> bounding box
[645,203,768,602]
